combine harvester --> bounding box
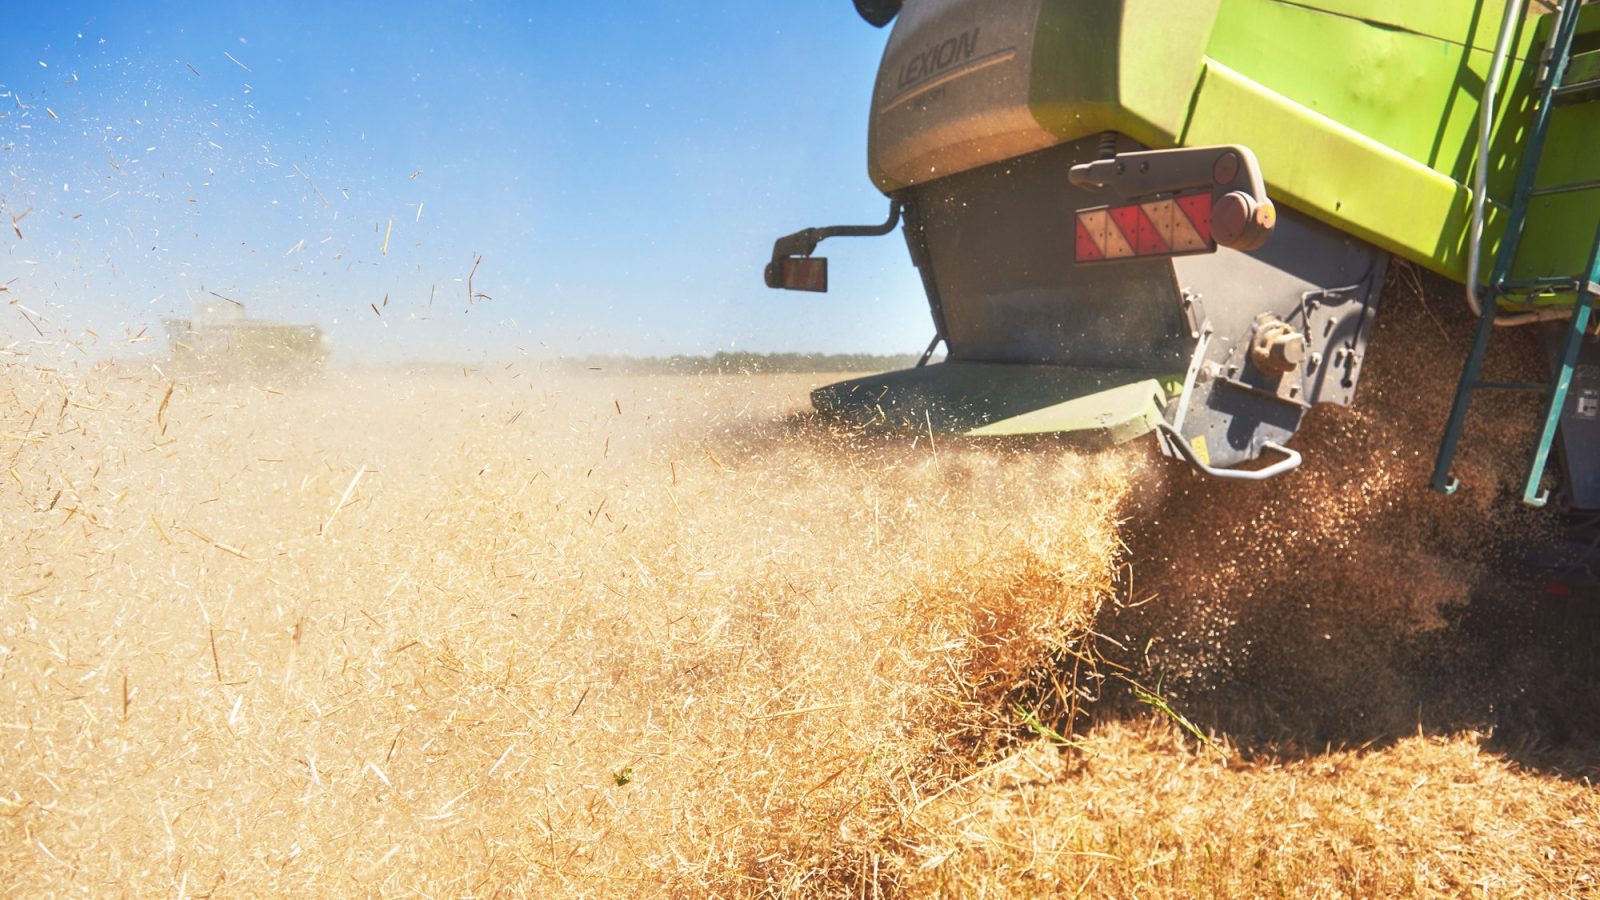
[767,0,1600,528]
[163,298,329,376]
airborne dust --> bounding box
[3,15,1599,893]
[2,265,1598,896]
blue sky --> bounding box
[0,2,932,362]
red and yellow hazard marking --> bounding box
[1074,192,1214,263]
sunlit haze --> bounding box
[1,3,930,363]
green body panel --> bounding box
[1183,58,1483,278]
[220,323,329,369]
[1192,0,1600,293]
[165,319,329,372]
[964,377,1170,440]
[1202,0,1521,199]
[1568,48,1600,86]
[1275,0,1535,50]
[877,0,1600,292]
[1029,0,1222,156]
[849,0,1600,446]
[811,362,1177,442]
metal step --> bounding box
[1471,380,1553,393]
[1528,177,1600,196]
[1554,48,1600,97]
[1498,276,1600,296]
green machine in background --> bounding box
[163,299,329,376]
[766,0,1600,518]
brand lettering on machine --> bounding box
[897,27,981,90]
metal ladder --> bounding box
[1432,0,1600,508]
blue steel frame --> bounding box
[1432,0,1600,508]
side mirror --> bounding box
[764,256,829,292]
[853,0,901,27]
[762,202,899,293]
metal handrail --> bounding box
[1157,423,1303,481]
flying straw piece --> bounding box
[184,527,252,560]
[224,51,251,72]
[382,219,393,256]
[321,464,367,537]
[382,572,409,603]
[9,206,30,241]
[209,539,251,561]
[487,745,514,777]
[426,786,475,820]
[14,306,43,337]
[156,382,174,431]
[746,700,865,721]
[292,165,330,207]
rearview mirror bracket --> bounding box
[763,200,901,292]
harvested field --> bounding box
[2,271,1598,897]
[0,363,1135,894]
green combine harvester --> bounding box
[163,299,329,376]
[767,0,1600,528]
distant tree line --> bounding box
[560,351,934,375]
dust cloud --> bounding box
[0,361,1134,893]
[2,270,1596,896]
[1105,263,1599,749]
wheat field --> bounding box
[2,362,1138,894]
[3,276,1599,896]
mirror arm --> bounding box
[765,200,901,286]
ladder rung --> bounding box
[1558,49,1600,94]
[1554,77,1600,97]
[1470,381,1550,393]
[1528,177,1600,196]
[1498,277,1600,296]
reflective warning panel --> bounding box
[1074,191,1214,263]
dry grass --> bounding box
[3,268,1598,896]
[905,723,1600,897]
[0,362,1132,895]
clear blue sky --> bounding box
[1,2,932,362]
